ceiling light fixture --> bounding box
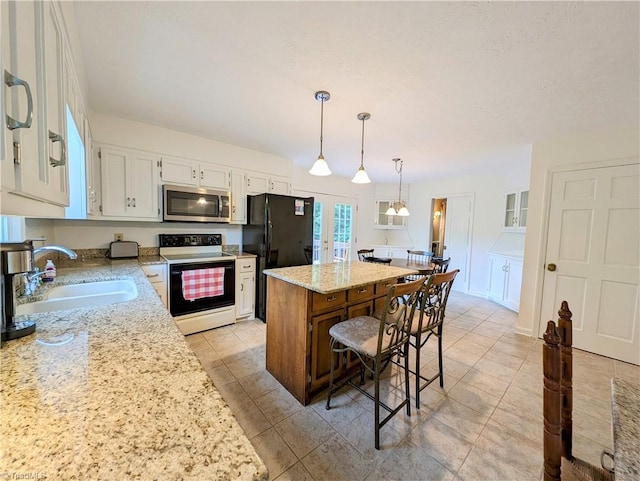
[385,158,410,216]
[351,112,371,184]
[309,90,332,176]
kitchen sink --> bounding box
[16,279,138,315]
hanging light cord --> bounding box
[319,98,325,158]
[359,117,366,168]
[394,158,403,204]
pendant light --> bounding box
[386,158,410,216]
[309,90,332,176]
[351,112,371,184]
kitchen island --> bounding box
[0,259,267,481]
[264,261,417,405]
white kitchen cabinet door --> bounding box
[3,1,42,198]
[200,164,230,190]
[0,0,14,189]
[269,175,290,195]
[100,146,159,220]
[235,258,255,320]
[141,263,167,307]
[503,189,528,231]
[374,200,406,229]
[487,254,522,312]
[40,0,68,206]
[160,156,198,186]
[246,172,269,194]
[230,169,247,224]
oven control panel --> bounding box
[159,234,222,247]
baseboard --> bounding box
[515,325,534,338]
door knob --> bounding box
[547,263,557,272]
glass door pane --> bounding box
[300,191,357,264]
[333,203,353,261]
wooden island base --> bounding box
[264,261,417,405]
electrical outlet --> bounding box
[114,233,124,242]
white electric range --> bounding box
[159,233,236,334]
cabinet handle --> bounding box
[247,178,250,186]
[127,197,131,207]
[232,205,236,213]
[48,130,66,167]
[240,283,243,291]
[146,273,160,278]
[200,171,203,180]
[132,197,136,207]
[4,70,33,130]
[357,288,368,293]
[243,265,251,269]
[192,169,196,179]
[326,296,337,302]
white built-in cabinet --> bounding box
[246,172,291,195]
[487,254,523,312]
[230,169,247,224]
[1,0,69,209]
[368,245,410,258]
[160,156,231,190]
[503,189,529,231]
[99,145,160,220]
[374,200,406,229]
[235,257,255,320]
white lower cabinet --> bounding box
[487,254,523,312]
[368,245,410,258]
[235,257,255,320]
[141,263,167,307]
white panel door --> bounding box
[443,194,473,292]
[540,163,640,365]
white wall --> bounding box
[404,156,531,297]
[518,126,640,336]
[90,112,293,177]
[33,219,241,250]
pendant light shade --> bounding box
[309,91,332,176]
[351,112,371,184]
[386,158,410,216]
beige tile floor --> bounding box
[186,292,639,481]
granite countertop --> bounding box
[264,260,417,294]
[231,252,258,259]
[1,261,268,481]
[611,378,640,481]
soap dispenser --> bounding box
[43,259,56,282]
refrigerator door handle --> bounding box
[266,207,272,260]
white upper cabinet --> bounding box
[230,169,247,224]
[374,200,406,229]
[100,145,159,220]
[503,189,529,231]
[246,171,291,195]
[1,0,71,211]
[160,156,231,191]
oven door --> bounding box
[169,260,235,317]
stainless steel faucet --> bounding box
[33,245,78,259]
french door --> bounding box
[296,191,356,264]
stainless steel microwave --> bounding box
[163,184,231,223]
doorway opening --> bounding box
[431,198,446,257]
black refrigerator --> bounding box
[242,193,314,321]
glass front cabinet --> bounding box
[503,190,528,231]
[375,200,406,229]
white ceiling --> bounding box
[73,1,639,183]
